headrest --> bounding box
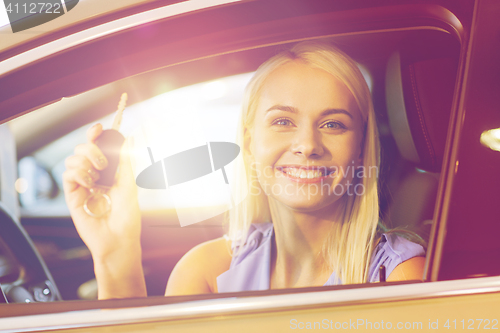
[386,51,457,172]
[0,124,20,221]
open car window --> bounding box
[13,72,254,216]
[5,25,460,300]
[4,0,500,331]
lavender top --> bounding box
[217,222,425,292]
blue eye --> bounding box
[322,121,345,130]
[273,118,293,126]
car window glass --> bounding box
[15,72,254,215]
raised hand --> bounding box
[63,123,146,299]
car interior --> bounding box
[0,1,462,306]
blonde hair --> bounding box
[228,42,380,284]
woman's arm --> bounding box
[92,243,146,299]
[165,237,232,296]
[386,256,426,282]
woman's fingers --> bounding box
[64,154,101,192]
[73,143,108,170]
[64,154,99,176]
[63,166,98,191]
[87,123,104,143]
[63,123,107,194]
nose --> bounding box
[290,127,324,158]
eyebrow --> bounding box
[266,105,353,119]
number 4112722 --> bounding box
[444,319,498,330]
[5,3,62,15]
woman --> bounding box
[63,42,425,299]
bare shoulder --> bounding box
[387,256,426,282]
[165,237,232,296]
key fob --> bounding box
[94,129,125,188]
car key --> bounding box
[83,93,127,218]
[94,94,127,187]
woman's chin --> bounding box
[270,193,345,214]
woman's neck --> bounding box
[268,197,344,289]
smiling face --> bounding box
[245,60,365,213]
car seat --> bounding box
[384,43,458,241]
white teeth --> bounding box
[283,168,326,178]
